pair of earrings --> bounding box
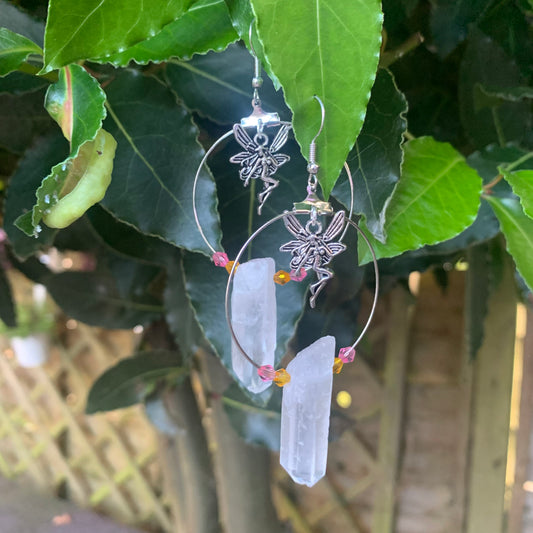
[192,27,379,487]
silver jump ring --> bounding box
[225,210,379,369]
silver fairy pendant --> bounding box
[230,122,291,214]
[280,209,347,307]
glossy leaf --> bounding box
[164,252,204,364]
[42,0,192,72]
[474,84,533,111]
[251,0,383,198]
[459,28,531,148]
[14,64,108,236]
[86,350,184,413]
[359,137,483,263]
[429,0,489,57]
[501,169,533,219]
[0,28,42,76]
[222,383,281,450]
[0,87,53,154]
[86,205,177,266]
[332,69,407,242]
[485,196,533,290]
[101,70,221,255]
[4,134,66,259]
[103,0,238,67]
[45,266,164,329]
[0,266,16,328]
[165,43,289,125]
[0,71,49,95]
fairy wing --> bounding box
[270,124,291,153]
[282,212,307,240]
[324,242,347,256]
[323,210,346,242]
[230,151,259,165]
[233,124,256,152]
[272,153,290,166]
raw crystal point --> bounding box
[280,335,335,487]
[231,257,276,393]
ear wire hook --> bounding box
[307,95,325,176]
[248,19,263,106]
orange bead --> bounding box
[225,260,239,274]
[333,357,344,374]
[274,270,291,285]
[274,368,291,386]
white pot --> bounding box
[11,333,49,368]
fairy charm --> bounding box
[230,123,291,214]
[280,209,347,307]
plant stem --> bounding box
[380,32,424,68]
[505,151,533,172]
[491,107,506,147]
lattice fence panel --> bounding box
[0,310,174,533]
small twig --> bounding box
[482,174,503,193]
[380,32,424,68]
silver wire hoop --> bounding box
[224,209,380,369]
[192,146,355,255]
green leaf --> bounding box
[165,43,289,125]
[485,196,533,291]
[42,0,192,72]
[102,0,238,67]
[251,0,383,198]
[86,350,184,414]
[332,69,407,242]
[0,28,42,76]
[86,205,177,266]
[44,266,164,329]
[101,70,221,255]
[359,137,483,263]
[501,168,533,219]
[183,140,308,401]
[0,71,49,95]
[459,28,531,148]
[429,0,489,57]
[222,383,281,450]
[14,64,109,236]
[474,84,533,111]
[4,134,66,259]
[0,2,44,47]
[0,266,16,328]
[164,252,205,364]
[0,87,54,154]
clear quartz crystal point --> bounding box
[280,335,335,487]
[231,257,277,393]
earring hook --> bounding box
[308,95,325,177]
[248,18,258,59]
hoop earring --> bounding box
[225,97,379,486]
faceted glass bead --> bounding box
[274,368,291,386]
[212,251,229,267]
[257,364,277,382]
[333,357,344,374]
[339,346,356,363]
[225,260,239,274]
[274,270,291,285]
[290,268,307,282]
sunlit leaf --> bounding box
[251,0,383,198]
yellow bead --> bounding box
[273,270,291,285]
[225,260,239,274]
[333,357,344,374]
[274,368,291,386]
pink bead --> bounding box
[212,252,229,267]
[290,268,307,282]
[257,364,277,382]
[338,346,356,364]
